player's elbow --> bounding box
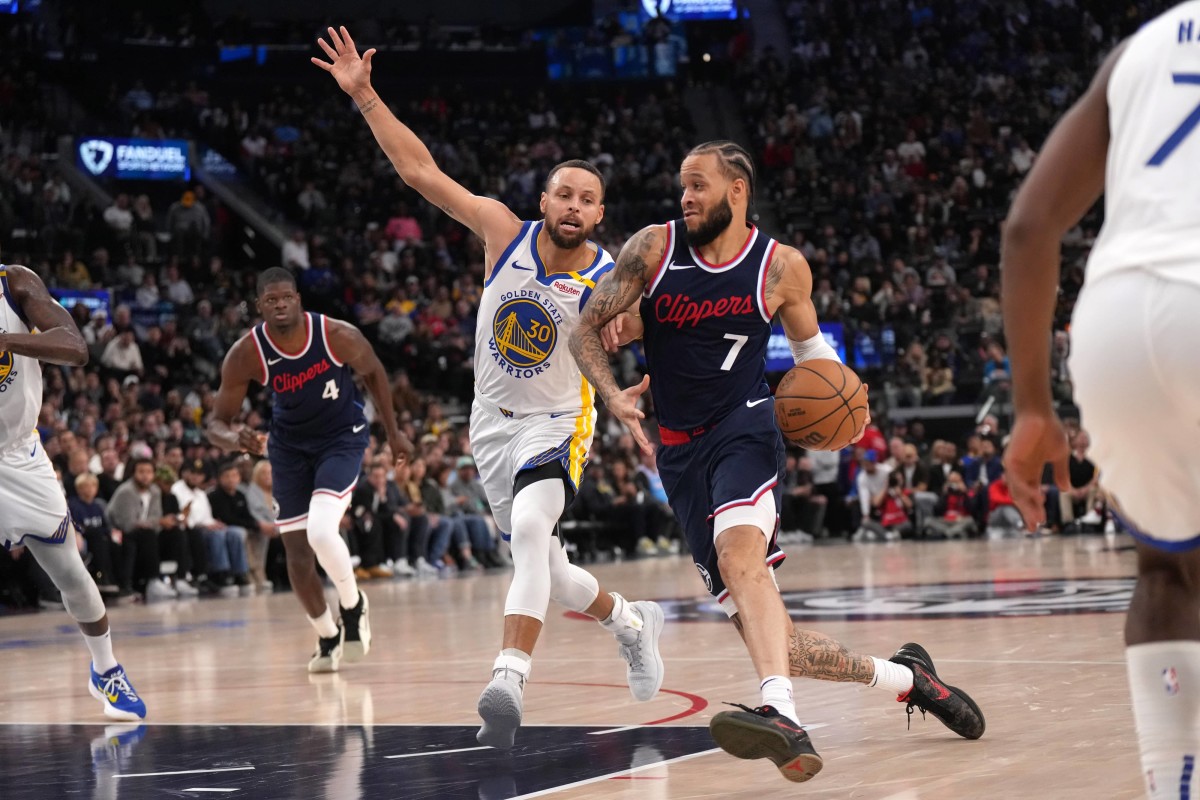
[66,338,88,366]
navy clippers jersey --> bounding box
[640,220,777,431]
[251,312,366,443]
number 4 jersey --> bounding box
[250,312,367,444]
[1089,1,1200,287]
[640,219,777,432]
[475,220,614,417]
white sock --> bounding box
[599,592,643,634]
[869,656,914,695]
[494,650,531,688]
[761,675,799,725]
[309,607,339,639]
[1127,642,1200,799]
[83,630,118,674]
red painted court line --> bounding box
[417,680,708,725]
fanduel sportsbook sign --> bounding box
[77,138,191,181]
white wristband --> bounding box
[789,332,840,364]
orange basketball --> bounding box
[774,359,868,451]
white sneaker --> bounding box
[617,600,665,702]
[415,557,440,577]
[477,673,525,749]
[145,579,176,601]
[308,626,343,673]
[393,560,417,578]
[174,579,200,598]
[340,592,370,663]
[636,536,659,557]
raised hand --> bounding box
[311,25,376,99]
[607,374,654,455]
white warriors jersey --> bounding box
[475,220,615,417]
[1088,1,1200,287]
[0,267,41,448]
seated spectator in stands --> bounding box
[95,447,123,501]
[103,193,134,252]
[853,450,892,542]
[173,459,249,595]
[781,454,826,542]
[385,201,423,246]
[435,460,485,570]
[135,271,159,309]
[390,460,426,577]
[208,460,262,593]
[281,228,310,271]
[100,330,143,379]
[106,457,175,600]
[166,190,211,260]
[448,456,503,567]
[925,471,977,540]
[985,474,1024,539]
[62,446,91,500]
[132,194,159,263]
[872,469,913,541]
[153,465,202,597]
[1061,430,1103,530]
[349,462,405,579]
[163,262,194,306]
[898,443,939,533]
[634,448,679,551]
[244,460,279,592]
[419,460,457,575]
[68,473,120,594]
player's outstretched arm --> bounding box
[1000,41,1122,527]
[312,25,518,247]
[326,320,414,467]
[0,265,87,366]
[207,336,266,455]
[569,225,663,453]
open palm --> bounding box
[311,26,375,97]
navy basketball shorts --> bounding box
[269,430,368,533]
[656,399,786,617]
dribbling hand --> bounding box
[311,26,376,98]
[238,428,267,456]
[848,383,871,445]
[607,374,653,455]
[1003,410,1071,531]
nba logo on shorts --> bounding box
[695,563,713,594]
[1163,666,1180,695]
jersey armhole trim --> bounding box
[643,222,674,298]
[321,315,345,367]
[0,268,32,329]
[757,240,778,324]
[249,328,270,385]
[578,262,615,312]
[484,221,532,289]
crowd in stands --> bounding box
[0,1,1139,609]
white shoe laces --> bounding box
[101,670,137,702]
[619,631,644,671]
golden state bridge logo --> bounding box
[0,347,15,392]
[489,293,561,379]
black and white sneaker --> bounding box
[890,642,985,739]
[308,625,343,674]
[709,703,823,783]
[340,592,371,662]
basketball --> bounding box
[774,359,868,451]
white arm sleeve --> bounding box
[789,331,841,364]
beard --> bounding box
[684,197,734,247]
[546,218,591,250]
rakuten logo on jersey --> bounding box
[654,293,755,328]
[552,281,580,297]
[273,359,331,393]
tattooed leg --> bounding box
[788,625,875,683]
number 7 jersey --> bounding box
[639,219,778,432]
[1089,0,1200,287]
[250,312,367,442]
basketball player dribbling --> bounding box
[1003,5,1200,796]
[570,141,985,783]
[0,263,144,721]
[207,268,413,672]
[313,26,664,749]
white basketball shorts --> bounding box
[1070,269,1200,549]
[1,432,71,549]
[469,400,595,534]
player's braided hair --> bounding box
[686,140,756,200]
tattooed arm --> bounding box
[763,244,821,341]
[731,614,875,684]
[312,26,519,260]
[568,224,665,454]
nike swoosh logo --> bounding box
[352,424,366,433]
[267,357,282,365]
[549,412,571,419]
[512,262,534,271]
[746,398,770,408]
[30,442,36,457]
[667,262,695,271]
[105,691,120,703]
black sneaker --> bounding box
[708,703,823,783]
[308,625,342,673]
[340,592,371,663]
[890,642,985,739]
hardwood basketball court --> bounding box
[0,536,1140,798]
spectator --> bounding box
[281,229,310,271]
[925,470,977,540]
[173,459,249,596]
[67,473,120,594]
[166,190,211,259]
[348,462,405,579]
[100,330,144,378]
[106,457,175,600]
[244,459,280,592]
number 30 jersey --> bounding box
[1089,0,1200,287]
[475,220,614,417]
[640,219,778,432]
[250,312,367,443]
